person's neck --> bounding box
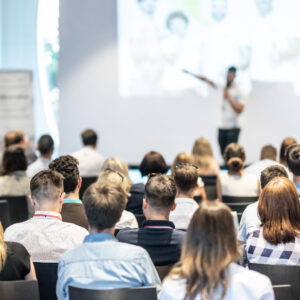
[35,205,61,213]
[176,192,193,199]
[65,190,79,200]
[293,175,300,185]
[40,154,51,160]
[229,169,244,175]
[144,208,170,221]
[89,227,114,235]
[85,144,96,149]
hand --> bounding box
[224,88,229,99]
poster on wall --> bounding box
[0,71,35,150]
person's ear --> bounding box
[29,194,35,207]
[78,177,82,189]
[170,201,176,212]
[59,192,65,205]
[143,197,148,211]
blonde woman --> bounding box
[160,201,274,300]
[97,170,138,229]
[0,223,36,280]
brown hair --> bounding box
[81,129,97,146]
[192,137,213,157]
[174,164,199,193]
[83,181,127,230]
[167,201,239,300]
[286,144,300,176]
[4,130,25,148]
[280,137,297,166]
[145,174,176,209]
[258,177,300,245]
[223,143,245,172]
[260,165,288,189]
[1,145,27,175]
[260,145,277,161]
[30,170,64,204]
[139,151,168,177]
[171,152,194,176]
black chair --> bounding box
[135,214,146,228]
[248,263,300,299]
[155,265,172,281]
[69,286,157,300]
[201,175,218,200]
[79,177,98,199]
[222,196,258,222]
[0,196,29,225]
[0,200,10,229]
[0,280,40,300]
[273,285,292,300]
[34,262,58,300]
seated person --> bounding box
[72,129,105,177]
[97,170,138,229]
[219,143,259,199]
[117,174,185,266]
[238,165,288,243]
[27,134,54,177]
[56,181,160,300]
[286,144,300,195]
[49,155,88,229]
[0,145,33,217]
[160,201,274,300]
[279,137,297,167]
[246,177,300,265]
[5,170,88,262]
[170,152,194,176]
[0,223,36,281]
[169,164,200,229]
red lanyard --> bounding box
[34,213,62,221]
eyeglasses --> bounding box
[175,163,198,170]
[104,168,124,182]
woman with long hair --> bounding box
[160,201,274,300]
[246,177,300,265]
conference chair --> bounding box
[34,262,58,300]
[222,196,258,222]
[155,265,173,281]
[69,286,157,300]
[200,175,218,200]
[0,280,40,300]
[248,263,300,299]
[0,200,10,229]
[79,177,98,199]
[135,214,146,228]
[272,285,292,300]
[0,196,29,225]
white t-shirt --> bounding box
[220,82,246,129]
[115,210,138,229]
[26,157,52,178]
[219,171,258,197]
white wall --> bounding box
[59,0,300,165]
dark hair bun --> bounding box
[227,157,243,172]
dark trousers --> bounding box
[218,128,241,156]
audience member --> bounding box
[219,143,259,198]
[49,155,88,230]
[160,201,274,300]
[72,129,105,177]
[171,152,194,175]
[56,181,160,300]
[246,177,300,265]
[245,144,287,177]
[279,137,297,167]
[0,145,33,217]
[286,144,300,195]
[4,170,88,262]
[0,223,36,281]
[117,174,185,266]
[192,137,220,175]
[169,164,200,229]
[97,170,138,229]
[238,165,288,243]
[139,151,168,177]
[27,134,54,177]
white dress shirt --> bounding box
[169,198,199,229]
[4,211,88,262]
[116,210,138,229]
[160,263,274,300]
[26,157,52,177]
[71,146,105,177]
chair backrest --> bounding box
[0,280,40,300]
[79,177,98,199]
[155,265,173,281]
[135,214,146,228]
[69,286,157,300]
[0,196,29,225]
[0,200,10,229]
[200,175,218,201]
[248,263,300,299]
[34,262,58,300]
[273,285,292,300]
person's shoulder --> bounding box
[60,221,89,235]
[117,228,138,241]
[161,276,187,300]
[116,240,153,260]
[172,229,186,240]
[6,241,29,255]
[244,201,258,214]
[5,220,31,236]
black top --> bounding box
[0,242,31,280]
[126,183,145,215]
[61,203,89,230]
[117,220,185,266]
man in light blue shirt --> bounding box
[56,181,160,300]
[238,165,288,242]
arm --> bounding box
[182,69,217,88]
[224,88,245,114]
[25,258,37,280]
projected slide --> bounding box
[118,0,300,97]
